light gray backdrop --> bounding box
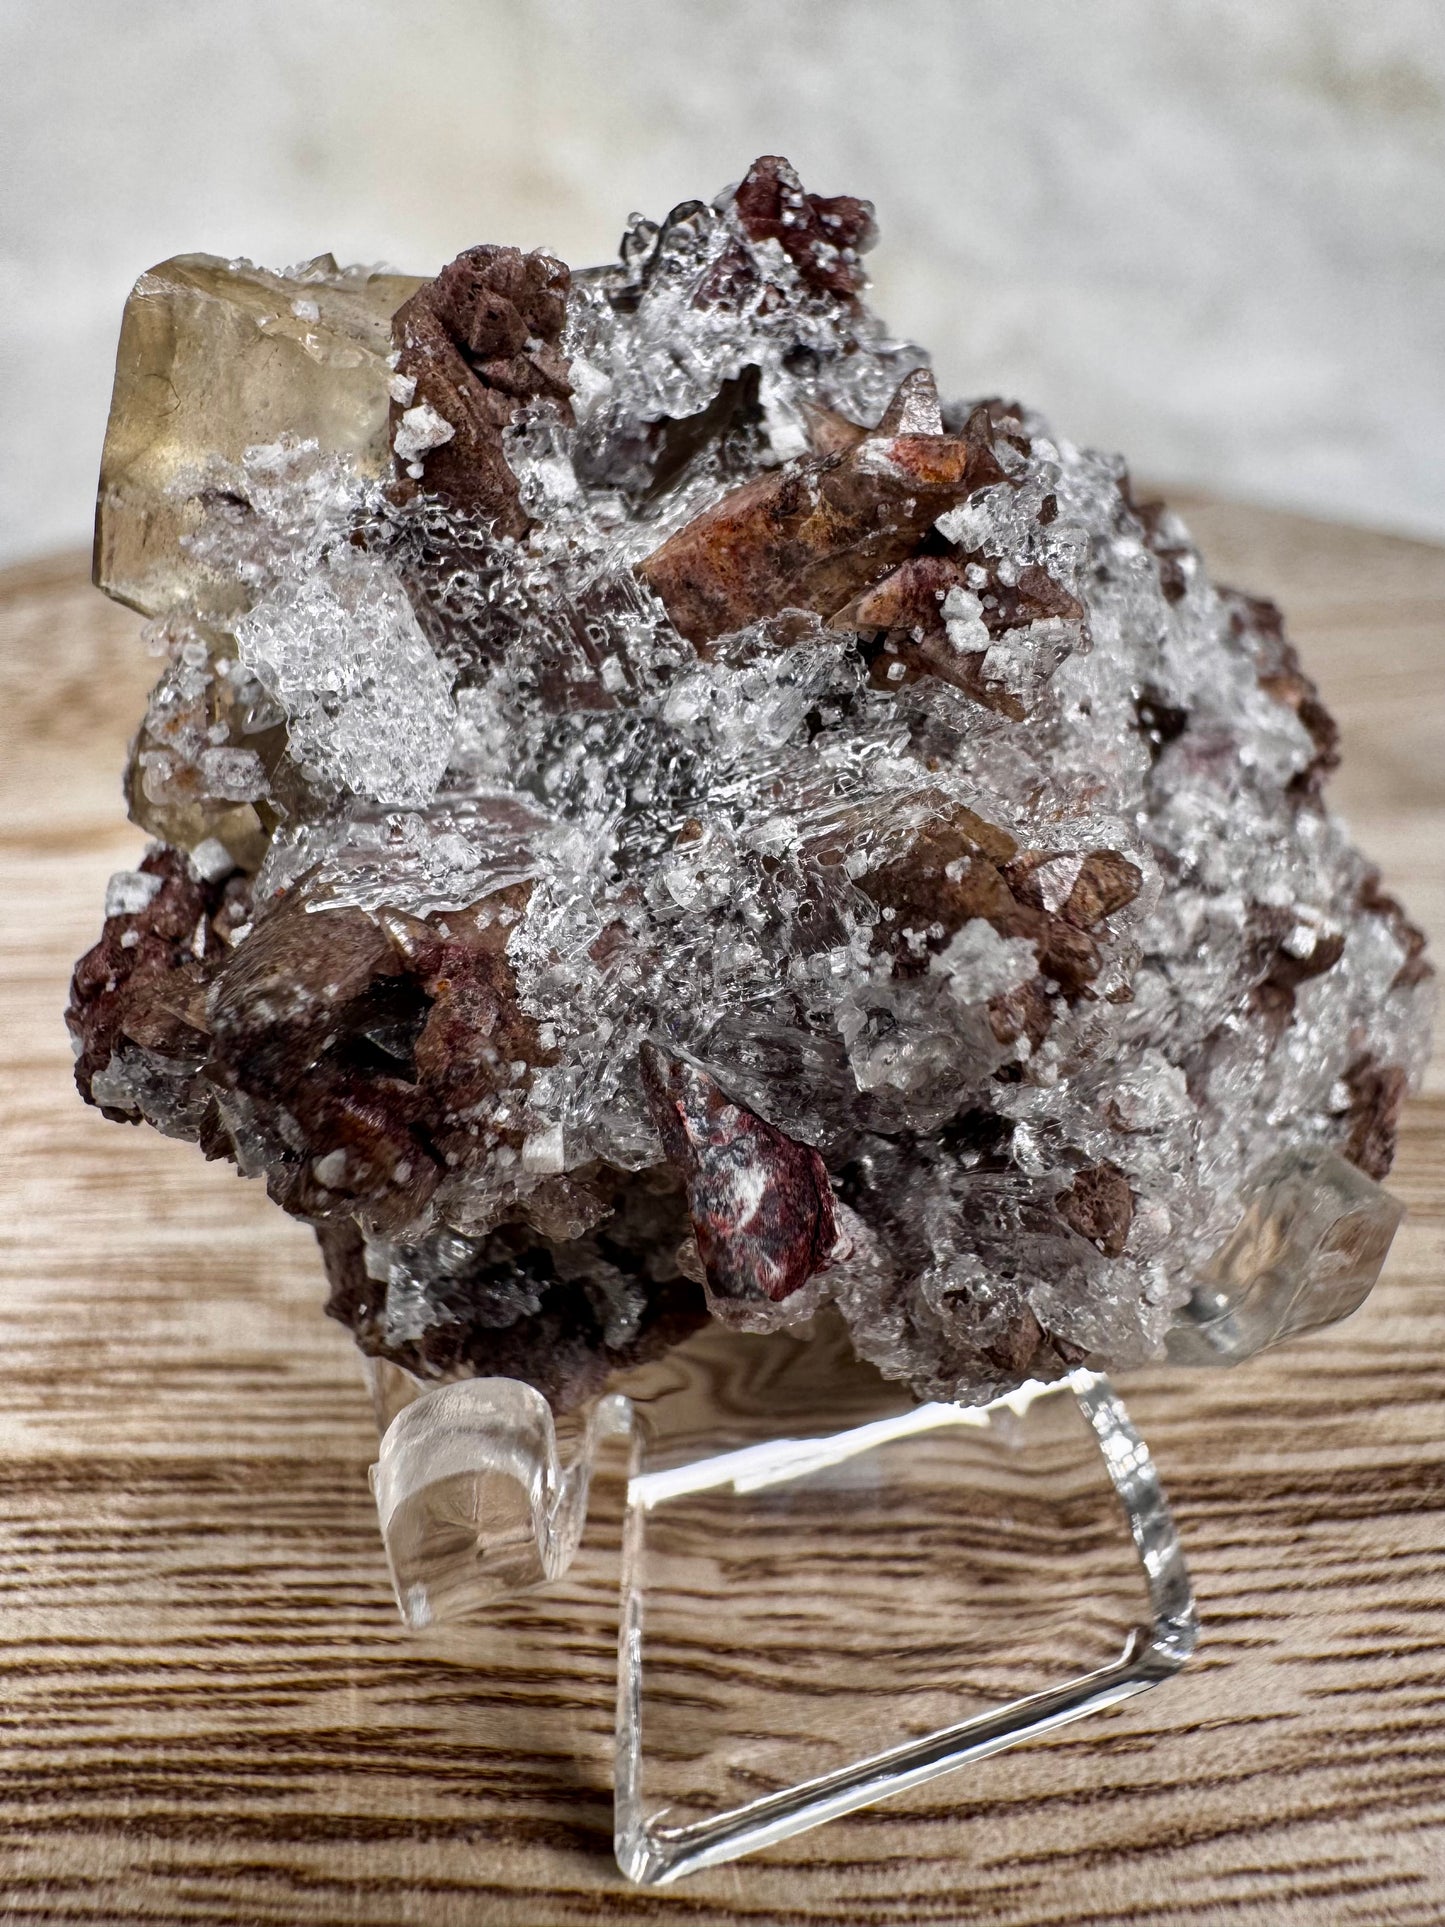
[3,0,1443,567]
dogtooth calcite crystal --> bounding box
[70,156,1432,1412]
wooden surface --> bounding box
[1,502,1442,1926]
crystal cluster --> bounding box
[71,158,1432,1411]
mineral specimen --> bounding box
[71,156,1433,1411]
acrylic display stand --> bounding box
[367,1315,1197,1885]
[362,1142,1408,1882]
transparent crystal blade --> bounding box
[1167,1145,1405,1366]
[611,1320,1195,1884]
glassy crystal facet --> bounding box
[1167,1145,1405,1365]
[94,252,420,619]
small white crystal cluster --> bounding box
[234,547,454,808]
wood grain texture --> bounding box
[0,502,1442,1926]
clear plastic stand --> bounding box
[368,1369,629,1626]
[613,1337,1195,1884]
[359,1143,1406,1880]
[368,1314,1197,1884]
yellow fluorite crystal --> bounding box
[93,252,421,619]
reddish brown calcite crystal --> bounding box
[641,1044,845,1308]
[390,245,573,536]
[731,154,877,298]
[635,372,1011,648]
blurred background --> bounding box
[2,0,1443,570]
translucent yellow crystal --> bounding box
[93,253,421,619]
